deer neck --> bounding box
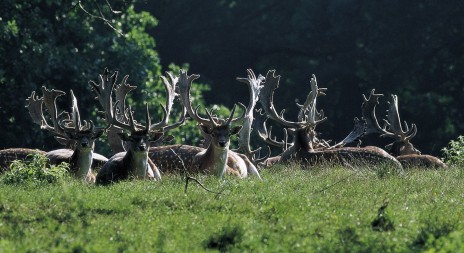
[202,144,228,178]
[70,148,93,179]
[125,150,148,179]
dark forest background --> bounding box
[1,0,463,156]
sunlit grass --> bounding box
[0,164,463,252]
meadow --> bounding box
[0,164,463,252]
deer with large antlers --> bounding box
[91,69,182,184]
[362,89,446,168]
[25,86,107,183]
[257,70,402,169]
[149,70,262,179]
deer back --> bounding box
[0,148,46,173]
[279,146,402,169]
[149,144,204,174]
[149,144,255,178]
[96,151,157,185]
[396,154,447,169]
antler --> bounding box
[255,109,287,149]
[157,71,186,131]
[331,117,367,148]
[177,70,209,125]
[235,69,265,158]
[58,90,96,133]
[296,74,327,126]
[361,89,385,135]
[90,69,130,153]
[260,71,327,130]
[362,90,417,141]
[362,89,419,155]
[26,86,69,138]
[259,70,304,128]
[383,95,417,142]
[178,69,245,128]
[91,68,152,133]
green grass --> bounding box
[0,165,463,252]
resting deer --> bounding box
[361,89,446,168]
[91,69,180,184]
[26,86,107,183]
[256,70,402,169]
[149,70,262,179]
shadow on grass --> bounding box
[204,225,244,252]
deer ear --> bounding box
[230,126,242,136]
[54,136,69,146]
[149,132,164,142]
[200,125,212,134]
[117,132,130,141]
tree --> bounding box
[0,0,211,154]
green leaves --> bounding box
[1,153,70,185]
[0,0,210,152]
[442,135,464,166]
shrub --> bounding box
[1,153,70,185]
[442,135,464,166]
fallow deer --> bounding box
[257,70,402,169]
[91,69,180,184]
[361,89,446,168]
[26,87,107,183]
[149,70,262,179]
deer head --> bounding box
[91,68,182,181]
[27,87,105,152]
[26,87,105,181]
[198,105,243,150]
[177,70,246,148]
[259,70,327,152]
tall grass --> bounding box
[0,163,463,252]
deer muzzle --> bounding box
[218,140,227,147]
[80,138,90,148]
[138,142,147,151]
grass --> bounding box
[0,164,463,252]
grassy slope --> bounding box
[0,165,463,252]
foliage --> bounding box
[1,153,69,185]
[0,0,216,153]
[0,165,463,252]
[138,0,464,155]
[441,135,464,166]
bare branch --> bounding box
[76,0,124,36]
[168,148,222,195]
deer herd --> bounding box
[0,68,447,184]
